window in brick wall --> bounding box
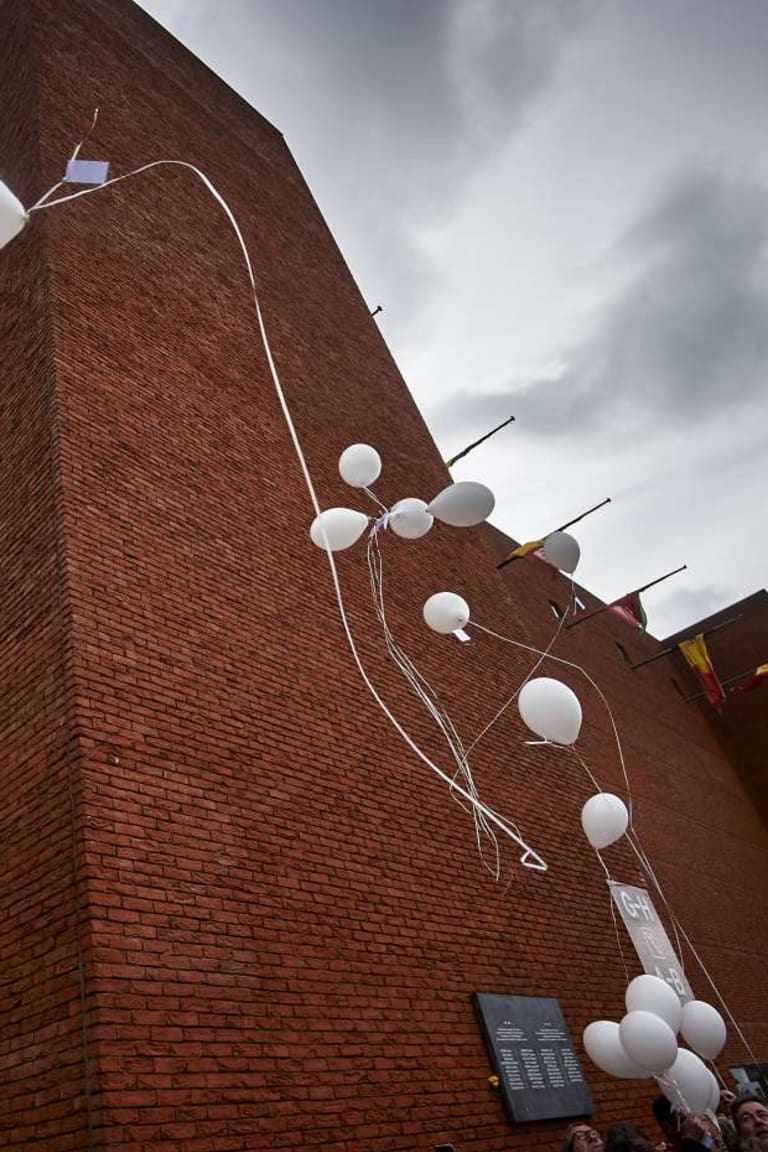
[549,600,564,619]
[615,641,631,664]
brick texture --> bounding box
[663,590,768,822]
[0,2,766,1149]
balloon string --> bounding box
[363,486,389,514]
[366,531,539,879]
[516,736,632,989]
[463,597,570,757]
[625,830,687,978]
[469,619,635,826]
[29,107,101,211]
[606,880,631,984]
[673,915,759,1065]
[368,537,497,874]
[568,744,604,794]
[623,831,757,1063]
[28,156,547,874]
[710,1062,727,1089]
[366,531,498,869]
[656,1071,689,1114]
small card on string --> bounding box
[453,628,471,643]
[64,159,110,185]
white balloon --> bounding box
[423,592,470,635]
[389,498,434,540]
[0,181,27,251]
[310,507,369,552]
[659,1048,713,1114]
[426,481,495,527]
[582,1021,648,1079]
[518,677,582,745]
[542,531,581,574]
[338,443,382,488]
[619,1010,678,1075]
[680,1000,727,1061]
[625,975,683,1034]
[581,793,629,850]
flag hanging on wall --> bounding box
[678,634,726,708]
[730,663,768,694]
[608,591,648,631]
[501,538,546,564]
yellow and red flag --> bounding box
[730,663,768,694]
[678,634,726,708]
[501,538,545,564]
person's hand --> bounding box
[679,1115,708,1142]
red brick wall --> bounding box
[0,1,766,1149]
[663,591,768,821]
[0,5,96,1147]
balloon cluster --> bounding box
[309,443,496,552]
[584,975,727,1113]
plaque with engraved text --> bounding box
[473,993,593,1124]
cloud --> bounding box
[429,166,768,439]
[137,0,588,321]
[653,583,735,640]
[447,0,587,147]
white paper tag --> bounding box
[452,628,471,643]
[64,159,110,185]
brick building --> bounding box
[663,590,768,824]
[0,1,766,1149]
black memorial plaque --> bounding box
[473,993,592,1124]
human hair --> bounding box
[604,1122,656,1152]
[560,1122,601,1152]
[560,1123,585,1152]
[732,1095,767,1131]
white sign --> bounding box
[610,883,693,1002]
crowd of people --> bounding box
[558,1093,768,1152]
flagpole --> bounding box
[684,661,763,702]
[630,615,741,671]
[497,497,612,571]
[565,565,687,630]
[445,416,515,468]
[555,497,611,533]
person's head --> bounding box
[603,1122,656,1152]
[560,1122,604,1152]
[732,1096,768,1148]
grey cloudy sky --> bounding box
[137,0,768,637]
